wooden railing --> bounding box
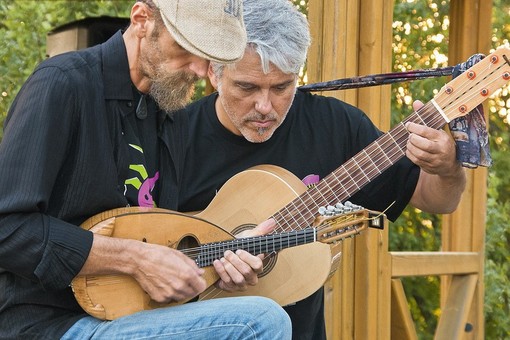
[308,1,492,338]
[323,223,484,339]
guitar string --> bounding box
[270,60,507,234]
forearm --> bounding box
[78,235,142,276]
[410,164,466,214]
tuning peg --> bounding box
[344,201,362,211]
[318,206,327,215]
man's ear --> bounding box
[130,2,151,38]
[208,64,219,90]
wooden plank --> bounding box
[354,227,391,339]
[391,279,418,340]
[391,252,479,277]
[308,1,362,338]
[356,0,393,129]
[442,1,492,338]
[435,275,478,340]
[306,0,324,86]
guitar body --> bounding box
[195,164,334,306]
[72,165,333,320]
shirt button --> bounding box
[127,101,133,107]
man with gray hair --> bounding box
[177,0,466,338]
[0,1,292,339]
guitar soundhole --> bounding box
[231,224,257,235]
[232,224,278,279]
[260,254,278,278]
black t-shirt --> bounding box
[177,90,420,340]
[123,91,161,207]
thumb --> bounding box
[236,218,276,238]
[255,218,277,235]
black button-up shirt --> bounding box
[0,31,187,339]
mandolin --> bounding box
[72,205,382,320]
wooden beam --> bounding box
[391,279,418,340]
[443,1,492,338]
[391,252,480,277]
[435,275,479,340]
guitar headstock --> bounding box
[435,45,510,122]
[313,202,385,244]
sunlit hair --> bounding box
[211,0,311,78]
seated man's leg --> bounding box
[62,296,291,340]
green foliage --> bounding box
[484,1,510,332]
[0,0,132,139]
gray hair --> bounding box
[212,0,310,77]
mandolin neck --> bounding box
[189,228,316,267]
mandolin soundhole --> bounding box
[176,235,199,251]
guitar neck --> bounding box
[271,45,510,233]
[271,101,444,232]
[187,228,316,267]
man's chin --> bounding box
[242,129,275,143]
[151,87,195,112]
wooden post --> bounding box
[443,1,492,339]
[308,0,394,338]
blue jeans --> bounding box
[61,296,291,339]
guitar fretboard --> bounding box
[271,101,445,233]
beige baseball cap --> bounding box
[152,0,247,63]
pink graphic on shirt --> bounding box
[302,174,320,188]
[138,171,160,207]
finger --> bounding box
[412,100,424,111]
[223,250,255,283]
[213,258,234,286]
[235,249,264,274]
[220,250,260,287]
[405,122,442,140]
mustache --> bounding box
[245,112,278,122]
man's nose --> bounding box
[255,91,273,115]
[189,58,209,78]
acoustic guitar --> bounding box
[72,205,382,320]
[73,45,510,320]
[188,45,510,305]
